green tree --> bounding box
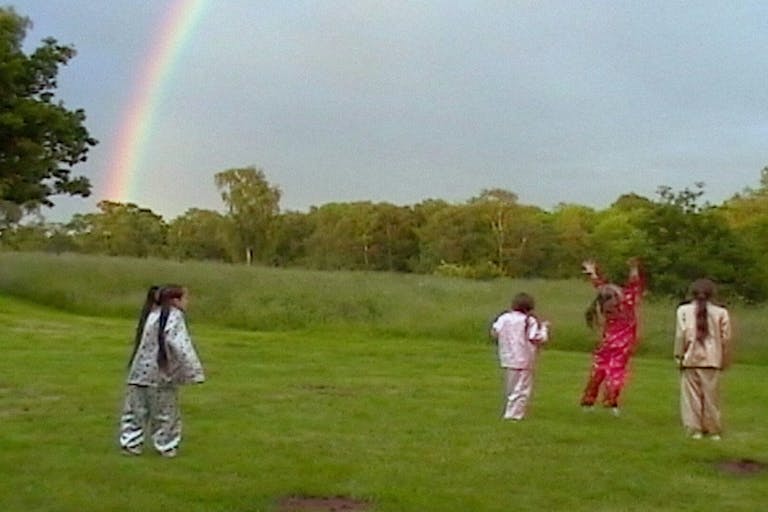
[415,193,552,278]
[297,202,418,272]
[71,201,167,257]
[272,210,314,267]
[721,166,768,267]
[611,192,654,212]
[214,166,281,264]
[0,8,97,210]
[0,221,46,250]
[417,202,495,274]
[639,185,765,301]
[369,203,419,272]
[0,200,23,228]
[167,208,230,261]
[1,218,76,253]
[468,189,519,273]
[497,204,552,277]
[590,210,647,279]
[547,203,597,278]
[304,202,377,270]
[410,198,450,272]
[461,191,551,277]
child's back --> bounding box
[493,310,546,370]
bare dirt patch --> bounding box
[715,458,767,475]
[276,495,371,511]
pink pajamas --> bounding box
[581,275,642,408]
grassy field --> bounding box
[1,291,767,511]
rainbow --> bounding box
[103,0,208,202]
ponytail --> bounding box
[127,285,160,367]
[511,293,536,341]
[157,304,171,370]
[585,296,601,330]
[155,285,186,371]
[586,284,622,330]
[694,297,708,342]
[690,278,716,342]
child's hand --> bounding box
[581,260,598,276]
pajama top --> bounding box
[590,273,643,367]
[674,301,730,368]
[127,307,205,386]
[492,311,549,370]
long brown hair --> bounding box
[511,292,535,314]
[127,285,160,367]
[511,292,538,341]
[585,284,623,330]
[690,278,715,342]
[156,285,186,370]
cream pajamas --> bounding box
[492,311,548,420]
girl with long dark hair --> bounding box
[119,285,205,457]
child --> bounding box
[674,278,731,440]
[490,292,549,420]
[579,258,643,415]
[118,285,205,457]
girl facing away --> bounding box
[490,292,549,420]
[119,285,205,457]
[580,258,644,415]
[674,278,731,440]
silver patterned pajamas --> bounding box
[119,384,181,454]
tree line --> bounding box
[4,166,768,302]
[2,6,767,302]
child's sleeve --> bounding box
[491,312,507,337]
[673,306,686,361]
[165,310,205,384]
[588,267,607,289]
[528,318,549,344]
[719,309,732,370]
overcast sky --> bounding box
[15,0,768,222]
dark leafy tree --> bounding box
[370,203,419,272]
[71,201,167,257]
[167,208,230,261]
[0,8,97,211]
[639,184,766,301]
[215,167,281,264]
[547,203,597,278]
[304,202,378,270]
[272,210,314,267]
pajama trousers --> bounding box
[503,368,534,420]
[580,366,622,407]
[119,384,182,453]
[580,350,631,408]
[680,368,721,435]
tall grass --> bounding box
[2,251,768,363]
